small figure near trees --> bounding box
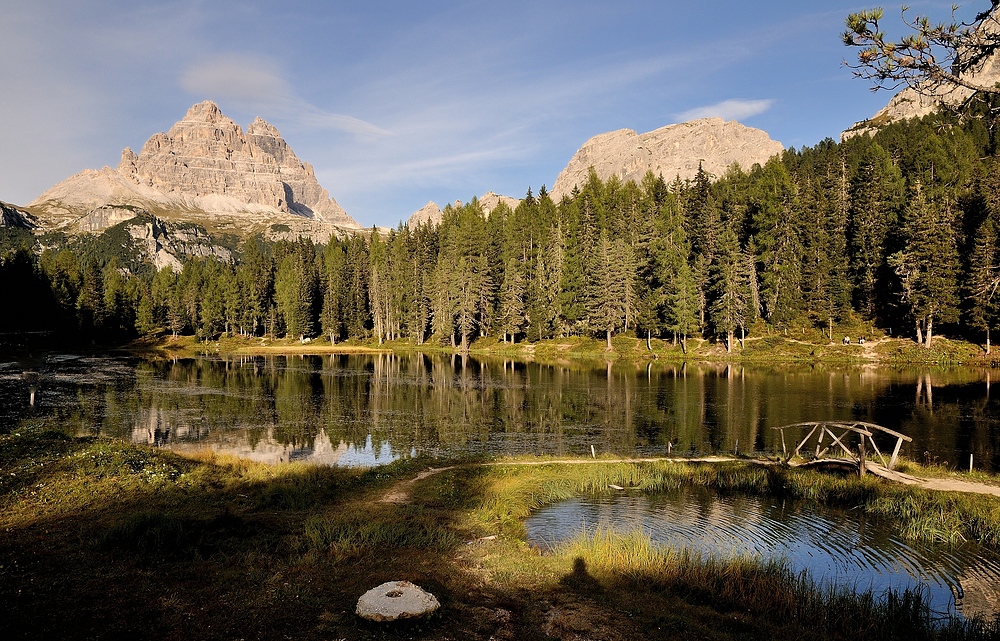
[843,335,850,345]
[859,336,866,345]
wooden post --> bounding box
[858,438,866,478]
[780,429,787,458]
[889,437,903,470]
[815,427,825,458]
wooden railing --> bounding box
[772,421,913,472]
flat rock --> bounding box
[356,580,440,622]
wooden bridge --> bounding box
[771,421,913,477]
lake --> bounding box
[526,488,1000,619]
[2,352,999,471]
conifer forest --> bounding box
[7,102,1000,353]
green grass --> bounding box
[4,423,1000,640]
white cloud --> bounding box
[180,54,391,137]
[674,99,776,122]
[180,54,290,102]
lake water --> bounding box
[1,352,999,471]
[526,489,1000,619]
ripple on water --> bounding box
[525,488,1000,620]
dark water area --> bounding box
[526,489,1000,619]
[1,352,1000,470]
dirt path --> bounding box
[379,457,1000,505]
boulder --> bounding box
[356,580,440,622]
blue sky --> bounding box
[0,0,968,227]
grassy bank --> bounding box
[3,424,1000,640]
[133,328,996,367]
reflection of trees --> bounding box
[25,355,1000,468]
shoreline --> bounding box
[124,332,999,369]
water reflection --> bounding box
[526,490,1000,619]
[1,353,999,470]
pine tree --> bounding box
[848,144,902,320]
[497,258,526,342]
[966,216,1000,353]
[708,227,747,352]
[587,232,629,350]
[888,182,961,348]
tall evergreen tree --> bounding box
[888,182,961,347]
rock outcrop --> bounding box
[478,191,520,215]
[0,201,38,229]
[405,192,521,228]
[550,118,784,200]
[28,101,359,241]
[408,201,443,227]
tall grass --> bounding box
[471,460,1000,547]
[303,505,459,554]
[559,529,1000,640]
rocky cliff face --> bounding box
[550,118,784,200]
[408,201,443,227]
[0,201,38,229]
[28,101,359,241]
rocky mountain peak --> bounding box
[247,116,281,138]
[550,118,783,199]
[30,101,360,238]
[183,100,225,123]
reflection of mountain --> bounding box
[130,413,400,468]
[96,353,1000,470]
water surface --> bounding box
[2,352,999,470]
[526,489,1000,619]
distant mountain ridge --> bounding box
[406,191,520,227]
[550,117,784,200]
[27,101,359,241]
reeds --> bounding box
[557,528,1000,640]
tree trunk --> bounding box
[915,318,923,346]
[606,329,612,351]
[738,326,745,349]
[330,332,337,345]
[987,327,991,356]
[646,329,651,351]
[461,331,468,352]
[681,334,687,354]
[450,334,456,348]
[924,315,933,349]
[828,317,833,341]
[726,331,733,353]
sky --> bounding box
[0,0,974,228]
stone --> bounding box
[550,117,783,200]
[355,580,440,622]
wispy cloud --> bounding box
[674,99,776,122]
[180,54,391,137]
